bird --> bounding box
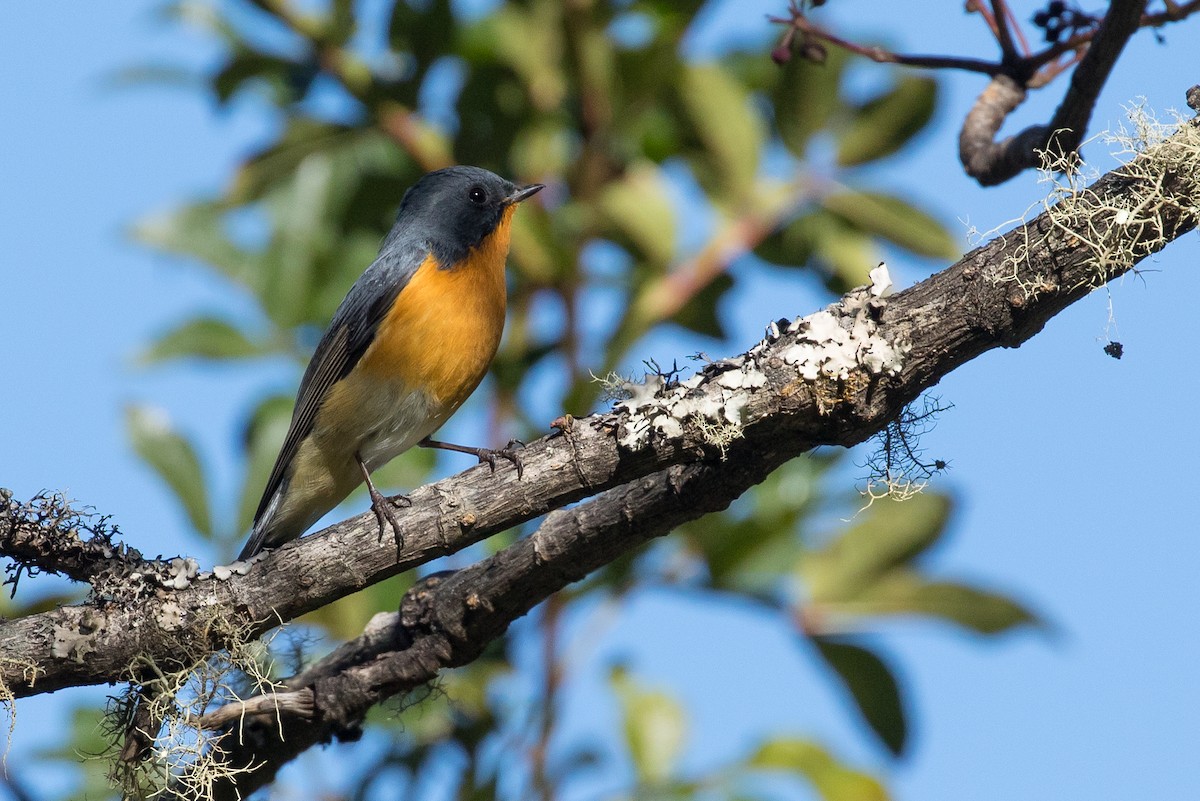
[237,166,544,561]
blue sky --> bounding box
[2,2,1198,799]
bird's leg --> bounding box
[355,453,410,549]
[419,437,525,478]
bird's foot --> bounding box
[419,437,526,478]
[356,451,410,553]
[366,484,410,549]
[474,439,525,478]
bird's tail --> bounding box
[237,487,283,561]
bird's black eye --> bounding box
[468,185,487,205]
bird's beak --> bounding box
[506,183,545,205]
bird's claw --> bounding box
[475,440,525,478]
[367,486,410,550]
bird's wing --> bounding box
[251,242,427,532]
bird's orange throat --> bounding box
[465,204,516,272]
[357,206,515,409]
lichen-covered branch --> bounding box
[0,490,193,589]
[2,100,1198,791]
[187,453,787,799]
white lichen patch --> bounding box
[613,265,909,450]
[778,301,909,383]
[204,553,263,582]
[157,557,201,590]
[868,262,894,297]
[615,363,761,452]
[158,600,187,632]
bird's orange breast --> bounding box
[357,206,513,409]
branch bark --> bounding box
[197,453,786,798]
[3,91,1199,798]
[960,0,1148,185]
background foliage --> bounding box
[14,0,1191,798]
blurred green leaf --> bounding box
[257,154,340,327]
[614,669,686,783]
[328,0,356,46]
[476,3,567,111]
[510,117,575,177]
[232,119,360,204]
[755,207,882,292]
[802,493,950,604]
[753,208,820,267]
[389,0,455,79]
[873,578,1039,634]
[750,736,890,801]
[812,216,878,292]
[773,48,846,158]
[822,567,1039,635]
[812,638,907,756]
[599,161,676,265]
[140,316,261,364]
[671,272,732,339]
[837,75,937,167]
[679,63,764,199]
[126,405,212,538]
[213,51,311,105]
[822,190,959,260]
[0,590,83,618]
[681,457,823,591]
[132,202,255,286]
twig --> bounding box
[774,1,1200,186]
[990,0,1019,59]
[196,689,315,730]
[960,0,1149,185]
[775,12,1001,75]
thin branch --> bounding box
[965,0,1002,40]
[778,12,1001,75]
[990,0,1019,59]
[196,689,314,730]
[1046,0,1148,152]
[1004,0,1033,56]
[960,0,1148,185]
[1027,0,1200,69]
[775,1,1200,186]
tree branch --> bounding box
[775,1,1200,186]
[0,489,189,588]
[193,452,790,798]
[3,103,1197,775]
[961,0,1148,185]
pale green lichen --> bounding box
[987,103,1200,299]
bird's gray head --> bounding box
[383,166,544,268]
